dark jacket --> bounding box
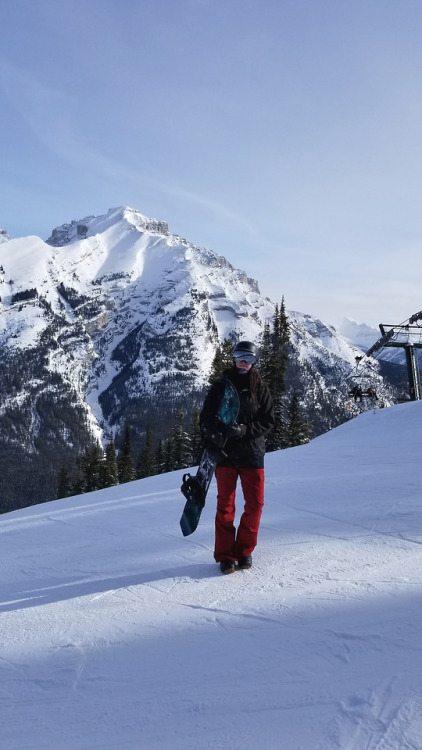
[199,366,275,469]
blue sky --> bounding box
[1,0,422,329]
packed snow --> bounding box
[1,401,422,749]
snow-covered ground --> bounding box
[1,401,422,750]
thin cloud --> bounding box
[0,57,259,237]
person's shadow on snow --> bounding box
[0,563,219,612]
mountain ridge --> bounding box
[0,205,397,510]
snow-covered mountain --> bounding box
[1,206,271,397]
[0,207,397,510]
[2,400,422,749]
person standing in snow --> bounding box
[199,341,275,574]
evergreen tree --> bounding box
[171,409,191,470]
[271,298,290,396]
[81,444,104,492]
[209,338,235,384]
[118,424,135,483]
[190,408,203,466]
[155,439,165,474]
[136,424,156,478]
[71,465,85,497]
[259,321,272,385]
[263,298,291,451]
[56,465,72,499]
[285,390,310,447]
[135,443,143,480]
[269,400,287,451]
[101,437,119,488]
[209,342,223,385]
[164,434,175,473]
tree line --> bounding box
[56,299,310,499]
[56,409,203,499]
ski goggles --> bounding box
[233,351,257,365]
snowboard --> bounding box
[180,379,240,537]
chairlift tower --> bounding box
[366,311,422,401]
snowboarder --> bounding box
[200,341,275,574]
[180,379,239,537]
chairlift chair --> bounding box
[347,358,378,404]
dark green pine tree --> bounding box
[164,434,175,473]
[56,465,72,499]
[81,444,104,492]
[118,424,135,483]
[136,424,156,478]
[71,463,85,497]
[101,437,119,488]
[155,439,165,474]
[209,342,223,385]
[171,409,191,470]
[272,298,290,395]
[189,408,203,466]
[285,390,310,447]
[263,298,291,451]
[258,321,272,385]
[209,338,235,384]
[269,400,287,450]
[154,438,166,474]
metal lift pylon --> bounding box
[366,311,422,401]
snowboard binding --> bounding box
[181,473,206,509]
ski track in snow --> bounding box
[1,402,422,749]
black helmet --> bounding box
[233,340,257,356]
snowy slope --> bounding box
[1,400,422,750]
[289,310,366,368]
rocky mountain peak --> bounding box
[45,206,169,247]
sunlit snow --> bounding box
[1,401,422,749]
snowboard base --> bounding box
[180,447,221,536]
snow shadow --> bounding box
[0,563,218,612]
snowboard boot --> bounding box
[220,560,236,575]
[238,555,252,570]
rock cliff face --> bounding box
[0,206,396,510]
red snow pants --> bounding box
[214,466,265,562]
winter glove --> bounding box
[225,423,247,439]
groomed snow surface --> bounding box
[1,401,422,750]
